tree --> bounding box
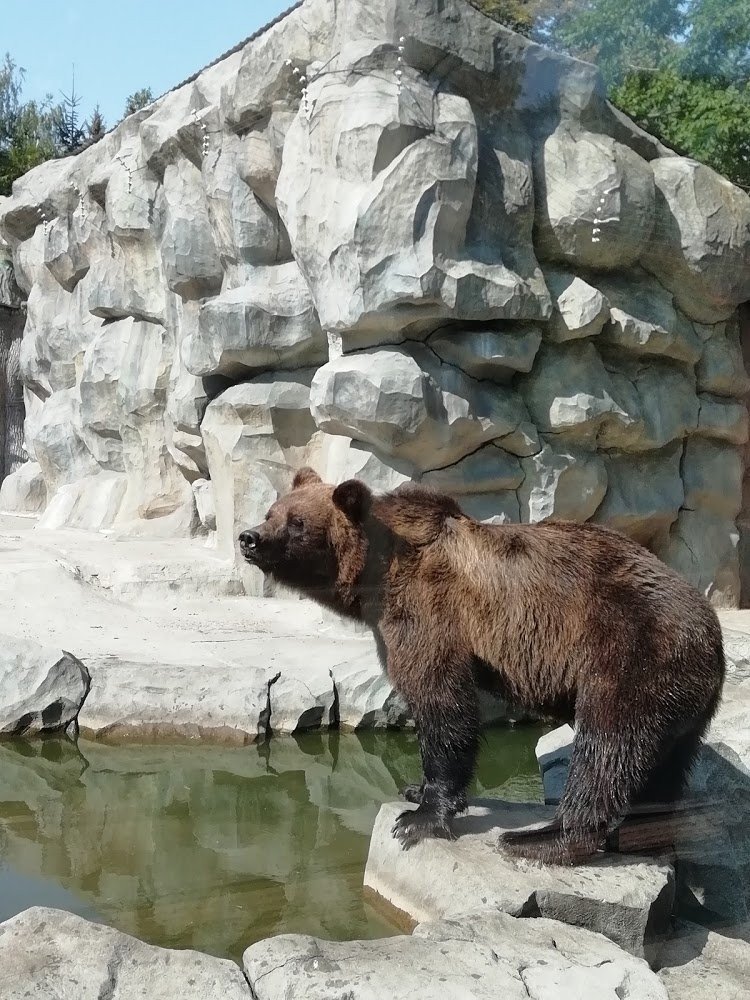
[0,54,59,196]
[86,104,106,141]
[124,87,154,117]
[56,69,86,152]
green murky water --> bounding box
[0,727,545,962]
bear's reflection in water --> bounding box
[0,728,543,961]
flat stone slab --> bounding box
[0,907,251,1000]
[364,800,675,960]
[656,921,750,1000]
[244,908,668,999]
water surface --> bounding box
[0,727,545,961]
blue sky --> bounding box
[2,0,294,127]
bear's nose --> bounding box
[239,530,260,549]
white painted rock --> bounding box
[0,907,250,1000]
[0,636,89,737]
[534,127,655,270]
[364,800,674,960]
[245,909,668,999]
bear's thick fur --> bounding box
[240,469,725,865]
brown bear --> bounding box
[239,468,725,865]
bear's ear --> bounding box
[332,479,372,523]
[292,467,322,489]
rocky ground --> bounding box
[1,509,750,997]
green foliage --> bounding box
[613,70,750,188]
[0,54,59,196]
[56,72,86,153]
[124,87,154,117]
[470,0,537,34]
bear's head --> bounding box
[238,467,373,612]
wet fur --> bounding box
[242,472,726,865]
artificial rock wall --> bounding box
[0,0,749,604]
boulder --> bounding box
[696,318,750,399]
[656,510,741,607]
[330,647,411,730]
[0,907,250,1000]
[159,158,222,299]
[696,394,749,446]
[682,438,743,519]
[428,324,543,381]
[0,462,47,514]
[641,159,750,324]
[593,445,683,547]
[0,636,89,737]
[596,272,702,365]
[244,909,668,1000]
[534,127,655,270]
[544,269,610,343]
[421,444,523,496]
[657,923,750,1000]
[519,441,607,523]
[276,45,549,344]
[38,472,127,532]
[310,345,528,470]
[364,800,674,960]
[186,263,326,378]
[201,372,332,562]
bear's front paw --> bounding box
[391,806,455,850]
[401,783,425,804]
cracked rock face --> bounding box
[0,907,251,1000]
[0,0,748,604]
[244,907,669,1000]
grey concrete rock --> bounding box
[534,127,655,270]
[38,472,128,532]
[696,394,749,446]
[656,510,741,607]
[545,269,610,343]
[0,461,47,514]
[311,345,528,471]
[364,800,674,960]
[0,636,89,737]
[201,371,328,563]
[642,159,750,324]
[657,923,750,1000]
[696,318,750,399]
[421,444,523,496]
[187,263,325,377]
[330,646,411,730]
[536,724,575,805]
[593,444,683,547]
[519,441,607,523]
[192,477,216,531]
[203,131,290,278]
[0,0,746,606]
[0,254,24,308]
[428,324,542,381]
[682,438,743,519]
[77,654,273,744]
[160,158,222,298]
[276,44,550,345]
[520,342,629,446]
[596,272,703,365]
[245,909,668,999]
[0,907,251,1000]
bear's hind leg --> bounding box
[500,722,656,865]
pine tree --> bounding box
[56,67,86,152]
[86,104,105,140]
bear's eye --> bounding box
[288,516,304,532]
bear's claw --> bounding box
[391,806,455,850]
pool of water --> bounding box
[0,726,546,962]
